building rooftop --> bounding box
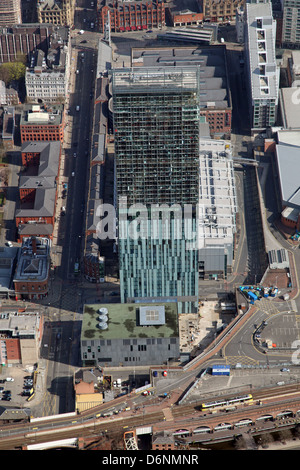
[279,88,300,129]
[0,246,18,293]
[15,187,56,218]
[277,129,300,147]
[276,142,300,207]
[18,223,53,237]
[0,311,40,338]
[0,407,31,421]
[81,302,179,340]
[131,45,230,109]
[20,104,64,127]
[246,1,279,102]
[167,0,201,15]
[198,139,237,247]
[111,66,200,94]
[13,237,50,283]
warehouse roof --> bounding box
[276,143,300,207]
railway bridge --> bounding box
[153,398,300,438]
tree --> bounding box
[0,62,26,85]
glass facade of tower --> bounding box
[112,67,200,313]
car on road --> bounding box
[6,241,13,247]
[76,105,80,111]
[280,368,290,372]
[72,171,75,177]
[61,206,66,216]
[73,152,77,158]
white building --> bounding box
[244,1,279,130]
[25,43,70,103]
[198,139,237,280]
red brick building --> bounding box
[171,10,203,27]
[20,104,65,144]
[201,108,232,138]
[15,141,61,238]
[13,237,51,301]
[97,0,165,33]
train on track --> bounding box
[200,394,253,411]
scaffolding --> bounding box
[111,66,200,207]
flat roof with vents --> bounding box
[82,302,178,340]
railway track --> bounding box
[252,383,300,400]
[2,384,300,449]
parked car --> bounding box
[6,377,14,382]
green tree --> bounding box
[0,62,26,85]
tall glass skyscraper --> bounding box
[112,67,200,313]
